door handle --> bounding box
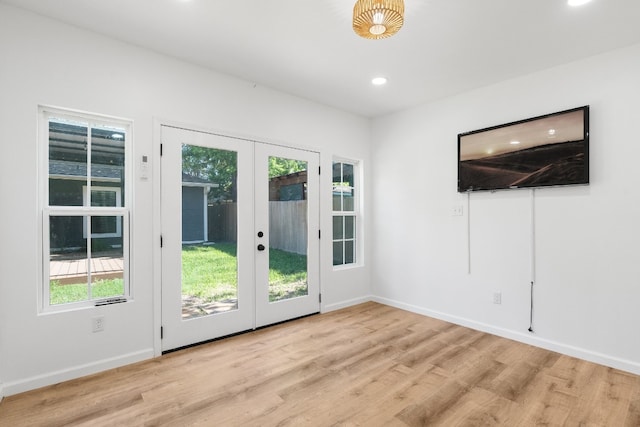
[257,244,265,251]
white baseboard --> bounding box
[2,348,154,397]
[322,295,373,313]
[372,296,640,376]
[0,382,4,402]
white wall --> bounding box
[0,4,371,396]
[371,42,640,374]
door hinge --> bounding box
[160,235,163,248]
[319,293,322,303]
[160,143,163,156]
[318,166,321,175]
[160,326,164,339]
[319,229,321,239]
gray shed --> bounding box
[181,173,218,243]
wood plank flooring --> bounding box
[1,302,639,426]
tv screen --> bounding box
[458,106,589,192]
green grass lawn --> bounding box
[267,247,308,301]
[182,243,308,302]
[50,278,125,305]
[50,243,307,305]
[181,243,239,302]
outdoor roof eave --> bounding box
[181,182,219,188]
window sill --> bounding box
[332,263,364,272]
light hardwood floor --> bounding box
[1,302,639,426]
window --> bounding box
[40,107,131,310]
[332,160,358,266]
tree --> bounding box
[181,145,307,201]
[182,145,237,202]
[268,157,307,178]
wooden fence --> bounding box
[207,201,307,254]
[208,203,237,243]
[268,201,307,255]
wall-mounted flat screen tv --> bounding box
[458,106,589,192]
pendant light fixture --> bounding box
[353,0,404,40]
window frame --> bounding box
[39,106,133,312]
[82,185,123,238]
[332,158,361,269]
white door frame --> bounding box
[156,122,321,353]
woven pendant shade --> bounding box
[353,0,404,40]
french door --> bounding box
[160,125,319,351]
[254,143,320,327]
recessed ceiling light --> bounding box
[568,0,592,6]
[510,140,521,145]
[371,77,387,86]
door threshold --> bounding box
[162,311,320,355]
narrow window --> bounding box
[332,160,359,267]
[41,107,131,310]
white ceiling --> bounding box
[3,0,640,117]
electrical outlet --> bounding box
[92,316,105,333]
[493,292,502,305]
[452,205,463,216]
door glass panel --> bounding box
[268,156,308,302]
[181,144,238,319]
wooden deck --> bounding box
[49,252,123,284]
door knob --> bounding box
[257,244,265,251]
